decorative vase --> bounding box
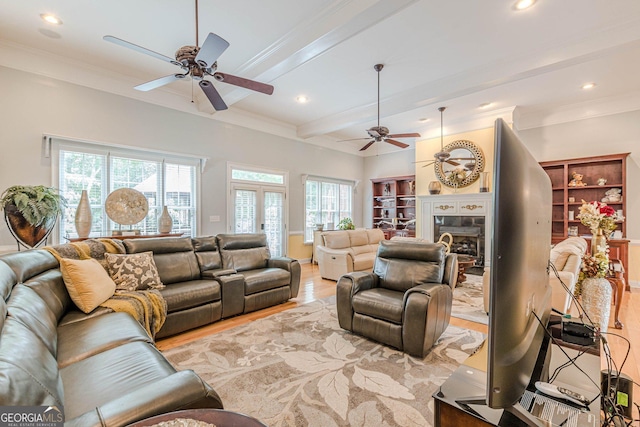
[158,205,173,233]
[581,277,612,333]
[479,172,490,193]
[74,190,92,238]
[428,181,441,195]
[4,203,56,248]
[591,229,607,255]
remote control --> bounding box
[534,381,590,407]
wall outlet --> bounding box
[209,215,220,222]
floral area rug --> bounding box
[451,273,488,325]
[163,297,484,427]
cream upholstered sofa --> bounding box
[483,236,587,314]
[548,237,588,313]
[316,229,385,281]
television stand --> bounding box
[433,339,601,426]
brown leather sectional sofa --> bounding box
[0,233,300,426]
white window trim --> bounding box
[226,162,289,250]
[303,174,355,243]
[50,135,203,243]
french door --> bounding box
[231,183,286,256]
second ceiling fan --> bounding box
[343,64,421,151]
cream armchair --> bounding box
[316,229,385,281]
[483,236,587,314]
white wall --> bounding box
[517,111,640,240]
[0,66,364,247]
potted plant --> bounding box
[1,185,67,248]
[337,217,355,230]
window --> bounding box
[53,139,200,242]
[304,176,353,243]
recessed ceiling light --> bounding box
[514,0,536,10]
[418,118,430,123]
[40,13,63,25]
[581,82,596,90]
[296,95,309,103]
[479,102,493,109]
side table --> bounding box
[607,259,625,329]
[456,255,476,283]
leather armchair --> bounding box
[337,240,458,358]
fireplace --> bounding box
[418,193,493,267]
[434,216,485,265]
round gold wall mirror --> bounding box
[434,140,485,188]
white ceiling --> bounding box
[2,0,640,156]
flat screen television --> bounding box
[486,118,553,423]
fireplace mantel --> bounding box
[418,193,493,267]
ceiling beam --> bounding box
[297,28,640,139]
[220,0,419,105]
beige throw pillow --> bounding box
[104,251,164,292]
[60,258,116,313]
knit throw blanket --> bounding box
[43,239,167,339]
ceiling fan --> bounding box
[416,107,475,169]
[103,0,273,111]
[341,64,421,151]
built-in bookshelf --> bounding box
[371,175,416,239]
[540,153,628,241]
[540,153,629,284]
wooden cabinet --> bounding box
[371,175,416,238]
[540,153,629,283]
[540,153,628,241]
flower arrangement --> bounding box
[446,167,467,186]
[575,251,609,296]
[576,200,624,236]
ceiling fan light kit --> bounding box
[103,0,273,111]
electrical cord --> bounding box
[529,261,631,425]
[548,261,597,328]
[531,311,601,404]
[548,348,586,383]
[600,333,635,425]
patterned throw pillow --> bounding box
[104,251,164,292]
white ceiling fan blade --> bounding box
[103,35,181,67]
[195,33,230,68]
[337,137,372,142]
[135,73,187,91]
[387,133,421,138]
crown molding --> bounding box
[514,91,640,130]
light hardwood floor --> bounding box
[158,263,639,387]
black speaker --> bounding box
[601,370,633,419]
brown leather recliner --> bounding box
[336,240,458,358]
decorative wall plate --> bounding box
[105,188,148,225]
